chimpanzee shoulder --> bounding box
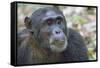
[62,28,88,62]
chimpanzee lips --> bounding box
[51,39,65,46]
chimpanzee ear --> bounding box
[24,16,31,29]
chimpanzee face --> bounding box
[25,7,67,52]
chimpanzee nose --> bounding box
[55,30,61,34]
[52,27,63,35]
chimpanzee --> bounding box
[17,7,88,65]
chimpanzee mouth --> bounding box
[49,34,67,52]
[49,38,67,52]
[49,37,67,48]
[51,39,65,46]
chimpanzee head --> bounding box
[24,7,67,52]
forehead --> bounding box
[30,7,64,23]
[45,10,58,16]
[42,10,63,20]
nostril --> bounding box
[55,31,60,34]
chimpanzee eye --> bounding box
[46,19,53,26]
[56,17,63,25]
[31,31,34,34]
[57,19,62,24]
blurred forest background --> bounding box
[17,3,97,60]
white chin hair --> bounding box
[50,40,67,52]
